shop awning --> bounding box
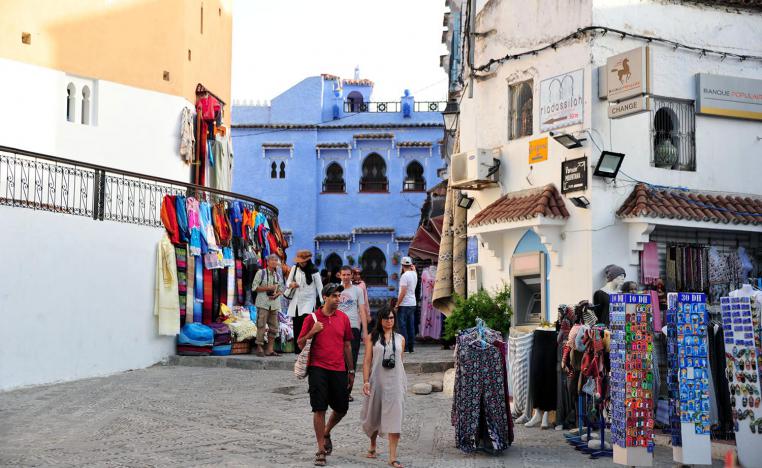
[409,215,444,262]
[467,184,568,267]
[468,184,569,230]
[617,183,762,228]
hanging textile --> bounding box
[194,258,203,323]
[179,107,195,163]
[187,197,203,256]
[154,233,180,336]
[175,245,188,325]
[419,266,443,339]
[509,332,534,421]
[452,323,512,453]
[160,195,180,245]
[203,267,213,324]
[640,241,660,285]
[433,181,467,315]
[186,253,195,324]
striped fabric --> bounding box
[186,254,195,324]
[508,332,534,421]
[193,258,203,323]
[203,267,213,324]
[175,245,188,324]
[227,266,235,306]
[235,260,244,304]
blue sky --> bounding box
[232,0,449,103]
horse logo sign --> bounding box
[606,47,650,102]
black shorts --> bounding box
[308,366,349,414]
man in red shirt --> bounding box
[297,283,354,466]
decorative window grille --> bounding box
[325,253,343,279]
[650,97,695,171]
[361,247,388,286]
[323,162,345,193]
[403,161,425,191]
[509,80,533,140]
[360,153,388,192]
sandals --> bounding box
[389,461,404,468]
[365,449,377,459]
[314,451,326,466]
[323,433,333,455]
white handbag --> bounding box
[294,313,317,379]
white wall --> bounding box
[0,206,173,391]
[462,0,762,317]
[0,58,191,180]
[0,58,191,390]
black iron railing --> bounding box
[359,179,389,192]
[343,101,446,113]
[403,179,426,192]
[0,145,278,227]
[322,181,346,193]
[362,273,388,286]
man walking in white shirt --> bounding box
[394,257,417,353]
[339,265,368,401]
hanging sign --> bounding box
[608,96,650,119]
[539,69,584,132]
[467,236,478,265]
[528,137,548,164]
[606,46,650,102]
[560,157,587,194]
[696,74,762,121]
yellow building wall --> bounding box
[0,0,232,124]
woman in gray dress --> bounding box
[360,307,408,468]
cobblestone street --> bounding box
[0,365,721,468]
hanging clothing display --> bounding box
[529,329,557,412]
[419,266,443,339]
[452,322,513,453]
[154,233,180,336]
[179,107,195,163]
[509,332,534,421]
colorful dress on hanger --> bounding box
[419,266,443,339]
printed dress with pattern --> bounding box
[360,333,407,438]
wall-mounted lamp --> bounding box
[550,131,587,149]
[569,196,590,209]
[458,191,475,210]
[593,151,626,179]
[442,99,460,136]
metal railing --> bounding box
[343,101,447,113]
[0,145,278,227]
[650,97,696,171]
[322,180,346,193]
[362,273,388,286]
[359,179,389,192]
[403,179,426,192]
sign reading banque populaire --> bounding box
[606,46,650,102]
[540,69,584,132]
[696,74,762,121]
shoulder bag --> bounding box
[283,266,298,301]
[294,312,318,379]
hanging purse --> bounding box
[283,267,297,300]
[294,313,318,380]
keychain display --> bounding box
[721,296,762,433]
[610,294,655,454]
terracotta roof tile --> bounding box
[616,183,762,226]
[354,133,394,140]
[397,141,433,147]
[468,184,569,228]
[262,142,293,148]
[316,142,350,149]
[314,233,351,241]
[354,227,395,234]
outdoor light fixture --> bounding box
[458,191,475,210]
[550,131,586,149]
[442,99,460,135]
[593,151,626,179]
[569,196,590,209]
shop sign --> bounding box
[528,137,548,164]
[467,236,478,265]
[561,157,587,194]
[606,46,650,102]
[608,95,650,119]
[696,73,762,121]
[539,69,584,131]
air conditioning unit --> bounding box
[467,264,482,295]
[450,149,499,189]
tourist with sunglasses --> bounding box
[360,306,408,468]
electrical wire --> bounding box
[473,25,762,74]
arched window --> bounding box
[361,247,387,286]
[509,80,533,139]
[360,153,388,192]
[347,91,365,112]
[323,162,345,193]
[325,253,343,282]
[403,160,425,192]
[279,161,286,179]
[66,83,76,122]
[653,107,678,169]
[270,162,277,178]
[81,86,91,125]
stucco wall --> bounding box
[0,206,173,391]
[0,58,191,180]
[0,0,232,122]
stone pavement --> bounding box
[0,366,722,468]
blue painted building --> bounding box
[231,74,445,302]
